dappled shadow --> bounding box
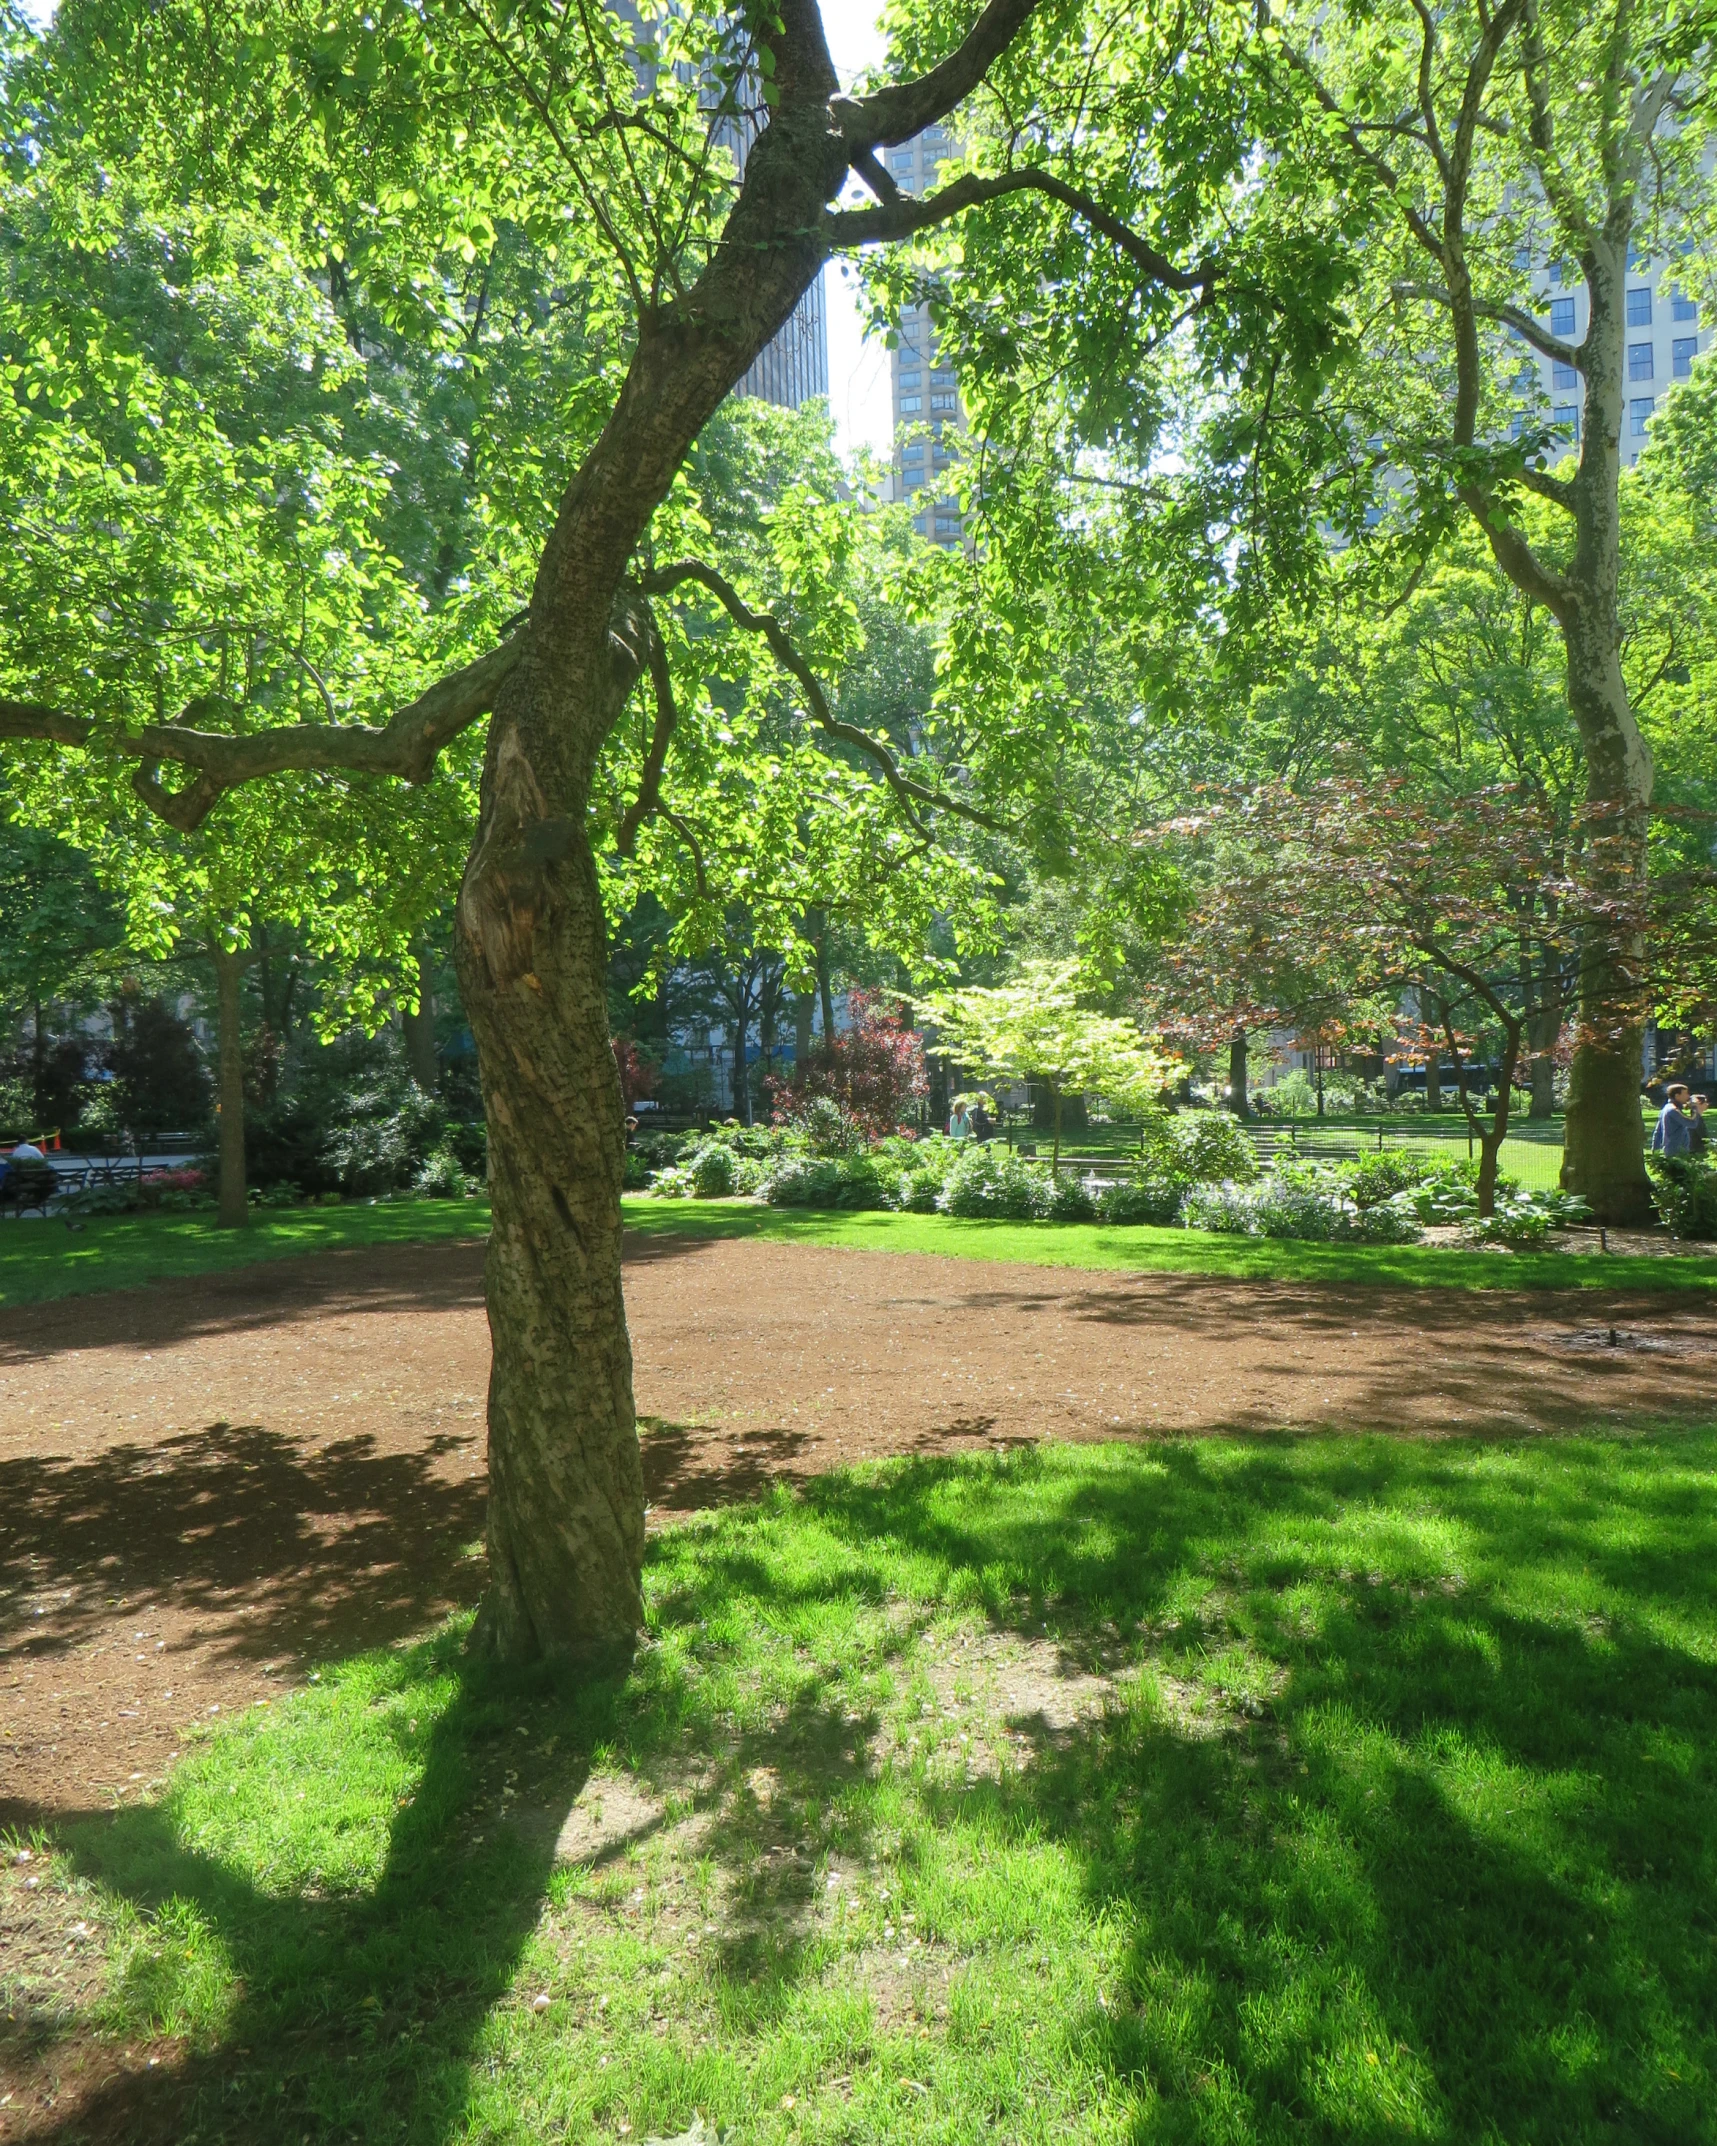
[0,1421,486,1745]
[0,1240,487,1365]
[15,1429,1717,2142]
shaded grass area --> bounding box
[622,1196,1717,1294]
[12,1431,1717,2143]
[0,1201,491,1309]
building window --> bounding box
[1626,286,1652,326]
[1550,296,1576,337]
[1673,336,1698,379]
[931,367,956,384]
[897,371,920,388]
[1628,342,1654,381]
[1672,288,1699,323]
[1553,403,1580,441]
[934,515,963,536]
[930,390,958,411]
[901,443,924,464]
[898,394,922,412]
[1552,260,1573,287]
[902,468,924,489]
[1630,396,1653,438]
[1552,358,1577,388]
[1627,241,1646,268]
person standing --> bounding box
[1690,1094,1710,1159]
[1650,1084,1693,1157]
[947,1099,972,1142]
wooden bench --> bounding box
[0,1162,61,1217]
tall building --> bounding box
[735,274,829,408]
[885,127,969,546]
[1519,247,1709,466]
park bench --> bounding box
[0,1161,61,1217]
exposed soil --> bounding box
[4,1230,1715,1837]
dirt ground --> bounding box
[4,1231,1716,1830]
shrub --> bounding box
[1140,1111,1259,1188]
[1184,1178,1419,1243]
[893,1169,942,1213]
[1465,1205,1553,1250]
[647,1163,697,1198]
[1043,1172,1096,1223]
[687,1142,738,1197]
[759,1153,886,1209]
[1096,1177,1183,1226]
[1648,1157,1717,1240]
[414,1145,476,1198]
[1348,1149,1435,1207]
[936,1147,1050,1220]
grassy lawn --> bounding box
[0,1199,491,1309]
[623,1198,1717,1295]
[14,1430,1717,2142]
[4,1193,1715,1309]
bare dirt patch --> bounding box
[4,1231,1712,1830]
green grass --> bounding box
[5,1193,1713,1311]
[0,1198,491,1308]
[17,1431,1717,2142]
[623,1197,1717,1294]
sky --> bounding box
[815,0,897,462]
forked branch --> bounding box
[638,560,1010,836]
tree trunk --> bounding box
[444,33,851,1659]
[1228,1030,1250,1119]
[794,990,813,1064]
[1050,1080,1063,1171]
[212,943,248,1230]
[1473,1025,1521,1220]
[454,660,644,1663]
[403,947,438,1090]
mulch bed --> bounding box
[4,1231,1714,1829]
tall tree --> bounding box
[0,0,1267,1658]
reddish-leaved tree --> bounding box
[770,988,928,1140]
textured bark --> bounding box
[212,944,248,1231]
[403,948,438,1090]
[1553,237,1653,1223]
[455,648,646,1661]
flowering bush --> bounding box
[1139,1112,1260,1189]
[1183,1179,1420,1243]
[936,1147,1051,1220]
[761,1154,886,1209]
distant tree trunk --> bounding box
[212,943,248,1230]
[794,991,814,1064]
[1424,989,1443,1116]
[403,947,439,1090]
[1471,1022,1523,1218]
[732,999,751,1124]
[1228,1030,1250,1119]
[815,925,835,1045]
[1049,1078,1063,1171]
[30,997,44,1122]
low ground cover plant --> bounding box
[1649,1156,1717,1241]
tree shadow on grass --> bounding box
[806,1436,1717,2142]
[18,1430,1717,2144]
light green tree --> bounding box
[918,961,1178,1167]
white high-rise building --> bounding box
[1521,247,1710,466]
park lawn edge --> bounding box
[620,1196,1717,1292]
[3,1192,1714,1311]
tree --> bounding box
[919,960,1176,1168]
[1151,778,1630,1213]
[770,986,929,1138]
[1,0,1267,1658]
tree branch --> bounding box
[0,636,525,834]
[638,560,1010,834]
[1393,278,1581,369]
[616,612,679,857]
[825,167,1215,295]
[830,0,1045,149]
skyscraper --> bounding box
[735,274,830,408]
[884,126,968,546]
